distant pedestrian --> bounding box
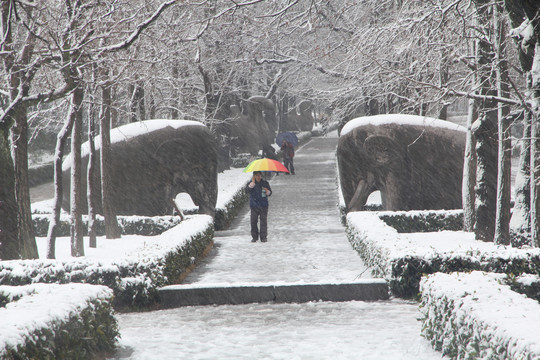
[262,144,278,161]
[247,171,272,242]
[281,140,295,175]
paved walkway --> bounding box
[182,132,371,285]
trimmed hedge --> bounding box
[420,272,540,359]
[378,209,463,233]
[214,185,249,231]
[32,214,181,237]
[0,215,214,310]
[0,283,118,359]
[345,211,540,298]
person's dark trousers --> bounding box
[250,206,268,241]
[284,158,295,174]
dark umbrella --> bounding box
[276,132,299,147]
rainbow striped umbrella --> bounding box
[243,158,290,173]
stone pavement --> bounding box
[159,132,388,306]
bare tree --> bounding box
[494,3,511,245]
[504,0,539,246]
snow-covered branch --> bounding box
[97,0,177,53]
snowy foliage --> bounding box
[215,168,253,230]
[31,213,181,237]
[420,272,540,359]
[345,211,540,297]
[0,283,117,359]
[0,215,214,308]
[378,209,463,233]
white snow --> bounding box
[340,113,466,137]
[63,119,205,170]
[420,271,540,358]
[0,283,112,356]
[3,123,537,359]
[112,299,443,360]
[31,214,212,261]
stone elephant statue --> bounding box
[283,100,314,132]
[62,120,218,217]
[337,115,466,212]
[228,96,275,156]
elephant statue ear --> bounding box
[363,135,400,166]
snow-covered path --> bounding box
[182,134,371,285]
[112,300,442,359]
[109,132,446,359]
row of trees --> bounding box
[0,0,539,260]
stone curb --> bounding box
[158,281,389,308]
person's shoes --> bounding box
[251,239,257,242]
[261,239,267,242]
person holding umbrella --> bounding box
[281,139,295,175]
[247,171,272,242]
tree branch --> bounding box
[97,0,177,53]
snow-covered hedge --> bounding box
[0,215,214,310]
[215,182,249,231]
[0,283,117,359]
[420,271,540,359]
[378,209,463,233]
[345,211,540,298]
[32,214,181,237]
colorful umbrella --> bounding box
[243,158,290,173]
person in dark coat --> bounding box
[247,171,272,242]
[281,140,295,174]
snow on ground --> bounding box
[15,125,531,359]
[111,300,444,360]
[107,132,447,359]
[34,215,212,261]
[420,271,540,358]
[1,283,112,355]
[178,134,371,286]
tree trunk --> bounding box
[510,110,531,244]
[100,83,121,239]
[531,45,540,246]
[87,94,98,248]
[70,87,85,257]
[149,89,156,119]
[504,0,536,246]
[46,106,76,259]
[137,80,146,120]
[129,81,145,122]
[494,5,511,245]
[10,104,38,258]
[438,50,449,121]
[463,97,477,232]
[473,111,498,243]
[0,128,19,259]
[171,63,179,119]
[473,0,498,242]
[129,83,136,123]
[531,104,540,246]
